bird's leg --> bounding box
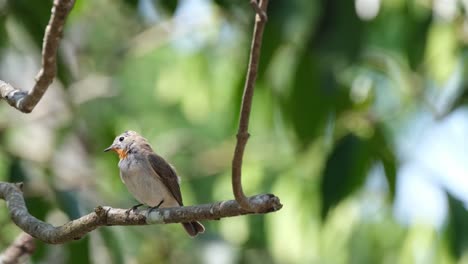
[148,200,164,214]
[126,203,144,215]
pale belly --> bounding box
[119,160,179,208]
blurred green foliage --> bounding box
[0,0,468,263]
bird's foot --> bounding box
[126,203,144,216]
[148,200,164,214]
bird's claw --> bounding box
[126,203,144,216]
[148,200,164,214]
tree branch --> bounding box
[232,0,269,211]
[250,0,268,21]
[0,182,282,244]
[0,0,282,247]
[0,0,75,113]
[0,232,35,264]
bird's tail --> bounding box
[182,221,205,237]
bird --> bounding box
[104,130,205,237]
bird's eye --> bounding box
[119,137,124,142]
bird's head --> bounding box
[104,130,149,159]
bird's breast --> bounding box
[118,156,179,207]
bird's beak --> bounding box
[104,144,115,152]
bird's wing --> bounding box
[146,153,184,206]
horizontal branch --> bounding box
[0,0,75,113]
[0,182,282,244]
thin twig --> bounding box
[0,0,75,113]
[250,0,268,21]
[0,232,35,264]
[0,182,282,244]
[232,0,269,212]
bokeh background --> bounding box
[0,0,468,263]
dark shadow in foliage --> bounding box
[213,0,247,10]
[67,237,90,264]
[56,189,82,220]
[320,127,397,219]
[446,191,468,259]
[160,0,179,14]
[311,0,364,62]
[7,157,26,183]
[122,0,138,8]
[373,126,397,198]
[403,4,432,70]
[285,0,364,149]
[8,157,52,261]
[287,52,328,148]
[444,51,468,115]
[7,0,52,48]
[26,196,52,262]
[320,134,372,219]
[0,6,8,53]
[56,190,91,263]
[99,228,124,264]
[255,0,295,82]
[7,0,74,85]
[229,0,298,133]
[286,50,351,149]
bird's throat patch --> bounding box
[116,149,128,159]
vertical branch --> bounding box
[232,0,269,212]
[0,232,35,264]
[0,0,75,113]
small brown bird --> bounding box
[104,130,205,237]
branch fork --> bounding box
[250,0,268,21]
[0,0,75,113]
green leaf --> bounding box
[320,126,397,219]
[404,7,431,69]
[8,0,52,48]
[311,0,364,61]
[8,158,52,262]
[99,228,124,264]
[160,0,178,14]
[371,127,397,198]
[25,196,53,262]
[320,134,372,219]
[256,0,295,81]
[8,0,74,86]
[287,52,327,148]
[66,237,91,264]
[121,0,138,8]
[7,157,26,183]
[213,0,245,10]
[446,192,468,259]
[0,6,8,52]
[55,190,81,220]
